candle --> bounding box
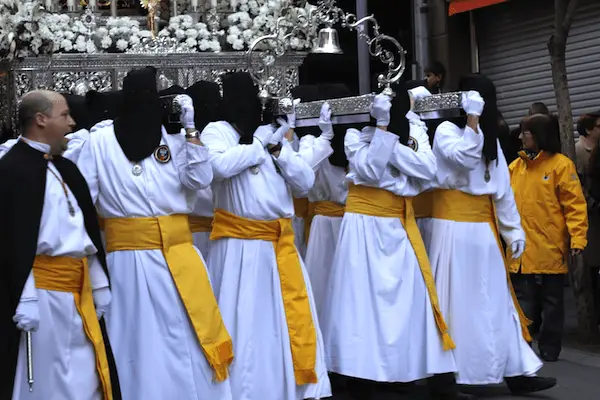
[191,0,198,9]
[89,0,96,9]
[67,0,74,8]
[45,0,52,10]
[172,0,178,16]
[231,0,238,9]
[211,0,217,8]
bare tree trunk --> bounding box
[548,0,599,344]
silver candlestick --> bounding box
[26,332,34,392]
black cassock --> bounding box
[0,140,121,400]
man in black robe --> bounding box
[0,90,120,400]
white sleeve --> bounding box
[76,133,100,205]
[201,123,267,181]
[19,271,37,302]
[171,133,214,191]
[272,140,316,195]
[492,142,525,245]
[387,121,436,180]
[434,121,484,171]
[88,255,109,291]
[297,135,333,171]
[345,127,397,182]
[63,129,90,163]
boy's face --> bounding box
[425,72,442,90]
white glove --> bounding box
[461,90,485,116]
[253,124,275,147]
[286,98,301,129]
[92,287,112,319]
[270,118,290,145]
[318,102,334,141]
[408,86,432,102]
[511,240,525,259]
[175,94,195,129]
[370,94,392,127]
[13,300,40,332]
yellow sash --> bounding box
[425,189,532,342]
[345,185,455,351]
[304,201,345,244]
[103,214,233,381]
[413,191,434,220]
[188,216,213,233]
[293,197,309,219]
[33,255,112,400]
[210,209,318,385]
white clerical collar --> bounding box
[20,136,51,154]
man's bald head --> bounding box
[18,90,63,135]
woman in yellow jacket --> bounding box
[509,113,588,362]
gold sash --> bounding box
[103,214,233,381]
[33,255,113,399]
[210,209,318,385]
[188,216,213,233]
[293,197,309,219]
[425,189,532,342]
[345,185,455,351]
[304,201,345,243]
[413,191,434,220]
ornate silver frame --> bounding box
[0,52,306,138]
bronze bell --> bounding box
[312,27,343,54]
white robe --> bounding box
[201,121,332,400]
[11,138,107,400]
[417,121,542,384]
[322,121,457,383]
[290,133,308,258]
[191,187,214,258]
[76,122,232,400]
[297,134,347,319]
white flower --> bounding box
[186,28,198,38]
[116,39,128,51]
[97,27,108,36]
[186,37,197,48]
[100,36,112,49]
[86,40,96,53]
[129,35,140,45]
[232,38,244,50]
[175,29,186,40]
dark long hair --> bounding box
[521,114,561,154]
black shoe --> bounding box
[505,376,557,394]
[540,351,559,362]
[428,373,478,400]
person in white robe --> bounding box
[202,71,332,400]
[287,83,356,320]
[76,67,233,400]
[321,84,458,400]
[1,90,118,400]
[186,81,224,257]
[415,74,556,394]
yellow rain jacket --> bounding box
[508,151,588,274]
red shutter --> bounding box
[448,0,508,16]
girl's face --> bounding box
[519,129,537,152]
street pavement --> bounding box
[329,346,600,399]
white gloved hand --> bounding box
[270,118,290,145]
[253,124,276,147]
[93,287,112,319]
[461,90,485,116]
[511,240,526,259]
[408,86,432,102]
[286,98,301,129]
[370,94,392,127]
[318,102,334,141]
[175,94,195,129]
[13,300,40,332]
